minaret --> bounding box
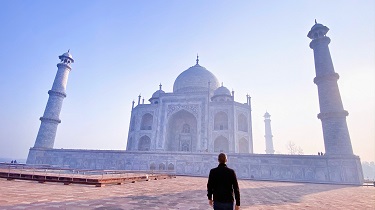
[33,51,74,148]
[308,21,353,155]
[264,112,274,154]
[247,94,254,153]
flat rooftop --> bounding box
[0,176,374,209]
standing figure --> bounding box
[207,153,240,210]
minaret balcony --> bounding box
[317,110,349,119]
[57,62,72,70]
[313,73,339,85]
[309,36,331,49]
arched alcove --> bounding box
[159,163,165,170]
[150,163,156,170]
[182,124,190,133]
[138,135,151,151]
[214,136,229,152]
[168,163,174,170]
[214,111,228,130]
[140,113,153,130]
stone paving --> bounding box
[0,176,374,210]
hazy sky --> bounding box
[1,1,374,162]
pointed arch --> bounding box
[214,111,228,130]
[168,163,174,170]
[214,136,229,152]
[182,124,190,133]
[138,135,151,151]
[166,109,197,151]
[140,113,153,130]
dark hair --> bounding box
[218,153,227,164]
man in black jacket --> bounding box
[207,153,240,210]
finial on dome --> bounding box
[196,54,199,65]
[221,82,223,87]
[68,49,70,53]
[159,83,162,90]
[315,19,317,24]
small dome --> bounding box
[307,21,329,40]
[152,89,165,98]
[264,112,271,118]
[59,51,74,62]
[63,52,72,58]
[214,86,231,96]
[311,23,324,30]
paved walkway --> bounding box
[0,176,373,209]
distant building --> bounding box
[127,56,253,154]
[264,112,275,154]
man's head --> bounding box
[218,153,227,164]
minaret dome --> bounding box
[307,20,329,40]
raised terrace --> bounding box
[0,163,175,187]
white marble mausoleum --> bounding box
[127,56,253,154]
[26,21,364,185]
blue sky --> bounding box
[1,1,374,162]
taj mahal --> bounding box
[26,21,364,185]
[127,56,253,154]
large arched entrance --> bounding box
[166,109,197,152]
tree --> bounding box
[286,141,304,155]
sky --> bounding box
[0,1,374,162]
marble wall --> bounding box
[27,148,363,185]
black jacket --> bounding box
[207,163,240,206]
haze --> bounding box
[0,1,373,162]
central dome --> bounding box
[173,61,220,94]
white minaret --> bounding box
[264,112,275,154]
[33,51,74,148]
[308,21,353,155]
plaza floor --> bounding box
[0,176,374,210]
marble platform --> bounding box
[27,148,363,185]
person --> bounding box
[207,153,240,210]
